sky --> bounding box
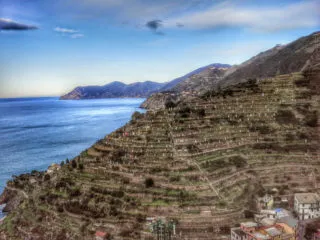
[0,0,319,98]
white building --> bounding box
[294,193,320,220]
[230,227,247,240]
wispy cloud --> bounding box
[0,18,38,31]
[54,26,84,38]
[61,0,319,33]
[65,0,209,22]
[165,0,320,32]
[71,33,84,38]
[54,27,78,33]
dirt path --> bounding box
[166,114,222,200]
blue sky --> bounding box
[0,0,319,98]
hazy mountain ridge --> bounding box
[60,81,165,99]
[60,64,232,100]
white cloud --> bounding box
[71,33,84,38]
[54,27,78,33]
[63,0,209,22]
[58,0,319,33]
[54,27,84,38]
[164,0,319,32]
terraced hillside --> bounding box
[1,66,319,239]
[1,32,319,239]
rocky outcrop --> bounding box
[0,188,22,213]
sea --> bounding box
[0,97,145,219]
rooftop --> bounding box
[241,222,258,228]
[277,216,298,228]
[253,232,270,239]
[295,193,320,204]
[265,227,282,236]
[232,228,247,237]
[95,231,107,237]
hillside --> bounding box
[0,32,319,240]
[160,63,232,92]
[142,32,320,110]
[60,81,165,100]
[219,32,320,89]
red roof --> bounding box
[95,231,107,237]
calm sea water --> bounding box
[0,97,144,218]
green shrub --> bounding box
[195,108,205,117]
[186,144,200,153]
[165,100,176,109]
[132,111,144,121]
[275,109,297,124]
[78,162,84,170]
[305,110,318,127]
[44,174,51,181]
[169,175,181,182]
[229,155,247,168]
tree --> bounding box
[44,174,51,181]
[145,178,154,188]
[78,162,84,170]
[60,161,65,167]
[71,160,77,168]
[66,158,69,164]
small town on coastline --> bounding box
[142,192,320,240]
[230,192,320,240]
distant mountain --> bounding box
[60,81,165,100]
[60,64,231,100]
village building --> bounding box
[294,193,320,220]
[231,220,297,240]
[255,209,290,222]
[257,195,274,210]
[47,163,61,174]
[231,227,247,240]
